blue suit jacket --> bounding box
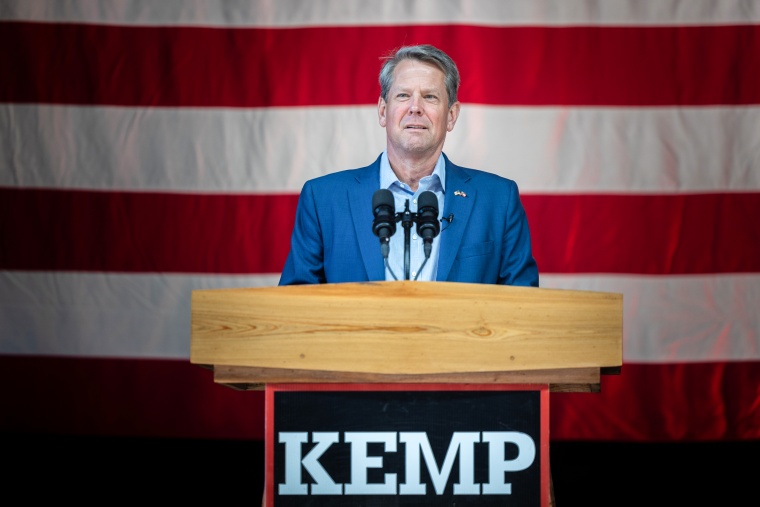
[279,153,538,286]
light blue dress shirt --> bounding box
[379,151,445,281]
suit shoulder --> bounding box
[300,158,380,191]
[449,162,520,191]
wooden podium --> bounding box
[191,281,623,506]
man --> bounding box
[279,44,538,287]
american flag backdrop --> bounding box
[1,0,759,444]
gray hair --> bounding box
[379,45,460,108]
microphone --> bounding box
[416,191,440,258]
[372,189,396,258]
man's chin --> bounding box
[400,140,432,153]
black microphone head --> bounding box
[372,189,396,241]
[417,191,438,211]
[372,189,394,211]
[416,191,440,239]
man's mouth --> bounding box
[405,125,426,129]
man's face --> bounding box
[378,59,460,159]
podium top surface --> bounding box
[191,281,622,387]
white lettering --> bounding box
[482,431,536,495]
[278,431,342,495]
[399,432,480,495]
[277,430,537,497]
[344,432,397,494]
[278,432,308,495]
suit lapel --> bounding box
[436,160,474,281]
[348,159,385,281]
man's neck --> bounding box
[386,148,441,192]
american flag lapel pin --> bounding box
[454,190,467,197]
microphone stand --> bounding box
[401,199,413,280]
[380,194,440,281]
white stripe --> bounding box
[2,0,759,27]
[1,271,757,362]
[541,273,760,364]
[3,104,759,194]
[0,271,280,360]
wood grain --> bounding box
[191,281,623,381]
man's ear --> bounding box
[378,97,387,127]
[447,101,461,132]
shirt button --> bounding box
[412,234,418,240]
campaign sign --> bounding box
[265,383,549,506]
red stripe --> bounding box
[0,355,263,439]
[0,188,298,274]
[0,354,757,441]
[523,193,760,275]
[2,21,759,107]
[551,361,760,441]
[2,188,760,274]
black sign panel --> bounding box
[265,384,548,507]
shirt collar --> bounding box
[379,151,447,193]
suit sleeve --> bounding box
[500,181,539,287]
[279,181,326,285]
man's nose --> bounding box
[409,96,422,114]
